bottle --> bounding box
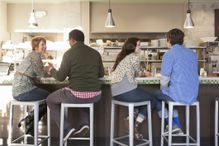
[200,68,207,77]
[151,65,157,77]
[200,68,205,76]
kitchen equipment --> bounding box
[140,42,149,47]
[0,62,11,76]
[208,55,219,75]
[200,37,217,42]
[159,39,167,47]
[151,40,159,47]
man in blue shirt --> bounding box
[152,28,199,133]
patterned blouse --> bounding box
[110,53,140,85]
[12,51,45,97]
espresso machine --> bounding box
[206,42,219,75]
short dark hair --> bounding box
[166,28,184,45]
[69,29,84,42]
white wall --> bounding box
[0,2,9,41]
[7,2,91,44]
[7,2,81,31]
[184,2,219,43]
[90,2,185,33]
[81,2,90,44]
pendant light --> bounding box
[28,0,38,28]
[184,0,194,29]
[105,0,115,28]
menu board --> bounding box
[215,9,219,41]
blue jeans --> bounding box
[113,87,157,117]
[13,87,50,120]
[150,90,179,118]
[14,87,50,101]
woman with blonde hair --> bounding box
[12,36,50,136]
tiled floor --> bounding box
[0,138,214,146]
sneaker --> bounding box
[18,114,34,128]
[174,129,184,135]
[64,128,75,142]
[25,122,34,137]
[73,125,89,137]
[164,124,183,135]
[124,109,139,131]
[134,122,144,140]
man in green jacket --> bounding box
[46,29,104,141]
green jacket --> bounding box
[51,42,104,91]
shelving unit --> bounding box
[0,30,71,72]
[101,46,207,75]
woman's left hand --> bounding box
[144,70,152,77]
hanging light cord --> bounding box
[109,0,111,9]
[32,0,34,11]
[187,0,190,11]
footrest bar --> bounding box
[68,137,90,140]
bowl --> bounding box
[200,37,217,42]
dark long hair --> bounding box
[112,37,140,71]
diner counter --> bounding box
[2,76,219,85]
[0,75,219,145]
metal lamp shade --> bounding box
[105,9,115,28]
[184,10,194,29]
[28,9,38,28]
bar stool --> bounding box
[110,100,153,146]
[8,99,51,146]
[59,103,94,146]
[161,101,200,146]
[215,99,219,146]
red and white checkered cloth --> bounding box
[65,87,101,99]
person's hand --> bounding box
[44,66,50,73]
[44,63,54,75]
[47,62,54,68]
[144,70,152,77]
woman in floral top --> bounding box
[111,38,156,140]
[12,37,50,136]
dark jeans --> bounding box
[150,90,179,118]
[13,87,50,120]
[113,87,157,117]
[46,88,101,131]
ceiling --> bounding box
[1,0,218,4]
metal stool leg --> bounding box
[34,104,39,146]
[216,100,218,146]
[110,101,115,146]
[129,104,134,146]
[24,105,28,144]
[60,104,65,146]
[47,106,51,146]
[147,102,153,146]
[186,105,190,146]
[161,101,165,146]
[90,104,94,146]
[8,102,14,146]
[196,102,200,146]
[168,103,173,146]
[64,107,68,146]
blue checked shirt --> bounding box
[161,44,199,104]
